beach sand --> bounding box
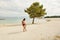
[0,18,60,40]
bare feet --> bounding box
[23,29,27,32]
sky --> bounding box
[0,0,60,17]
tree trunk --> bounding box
[32,18,35,24]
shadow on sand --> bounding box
[8,31,23,35]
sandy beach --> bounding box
[0,18,60,40]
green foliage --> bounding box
[24,2,46,18]
[24,2,47,24]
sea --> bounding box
[0,16,32,24]
[0,16,46,25]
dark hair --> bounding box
[23,18,25,21]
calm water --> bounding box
[0,16,46,24]
[0,17,32,24]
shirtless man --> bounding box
[22,18,27,32]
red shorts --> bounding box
[22,24,25,26]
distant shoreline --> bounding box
[44,16,60,18]
[0,19,5,20]
[0,18,60,27]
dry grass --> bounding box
[53,35,60,40]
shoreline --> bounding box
[0,18,60,40]
[0,18,60,27]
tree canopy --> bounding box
[24,2,47,24]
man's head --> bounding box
[23,18,25,21]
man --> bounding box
[22,18,27,32]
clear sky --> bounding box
[0,0,60,17]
